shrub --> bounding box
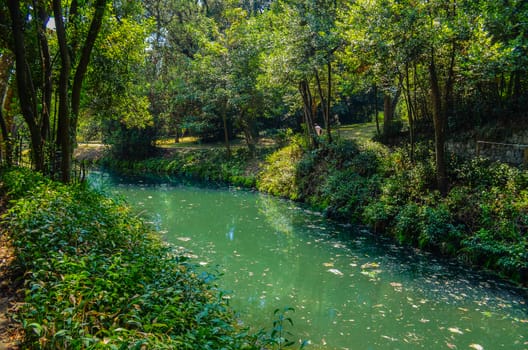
[321,171,380,222]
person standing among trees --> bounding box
[314,123,322,136]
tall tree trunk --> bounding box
[53,0,72,182]
[299,80,317,148]
[326,61,332,142]
[7,0,44,171]
[240,110,256,156]
[373,84,380,136]
[36,4,52,144]
[403,63,415,163]
[315,63,333,143]
[383,89,401,140]
[222,100,231,158]
[0,53,14,165]
[429,52,448,196]
[383,94,393,137]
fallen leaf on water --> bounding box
[361,262,380,269]
[381,335,398,341]
[469,344,483,350]
[327,268,344,276]
[323,262,334,267]
[448,327,463,335]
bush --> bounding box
[321,171,380,222]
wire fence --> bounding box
[1,157,89,184]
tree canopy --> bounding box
[1,0,527,186]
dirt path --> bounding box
[0,202,23,350]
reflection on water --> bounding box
[91,172,528,350]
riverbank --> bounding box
[0,168,285,349]
[96,137,528,286]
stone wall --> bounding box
[447,130,528,166]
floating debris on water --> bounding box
[361,262,380,269]
[448,327,464,335]
[328,269,344,276]
[469,344,484,350]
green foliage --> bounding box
[0,168,275,349]
[257,144,303,200]
[452,157,528,190]
[255,307,307,350]
[320,171,380,222]
[101,147,258,188]
[104,122,158,160]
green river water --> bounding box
[92,172,528,350]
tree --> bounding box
[261,1,339,148]
[223,8,266,155]
[6,0,108,181]
[82,11,154,159]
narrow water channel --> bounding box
[91,172,528,350]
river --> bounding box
[90,172,528,350]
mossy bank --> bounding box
[100,138,528,286]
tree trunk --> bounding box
[0,53,14,165]
[53,0,72,182]
[315,63,333,143]
[383,93,393,137]
[36,5,52,144]
[403,63,415,163]
[299,80,317,148]
[326,62,332,142]
[240,110,256,156]
[373,84,380,136]
[429,52,448,196]
[222,100,231,158]
[7,0,45,171]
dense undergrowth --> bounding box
[103,138,528,285]
[0,168,301,349]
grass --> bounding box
[337,122,379,143]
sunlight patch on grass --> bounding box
[337,122,379,143]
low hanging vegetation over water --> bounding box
[0,168,302,349]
